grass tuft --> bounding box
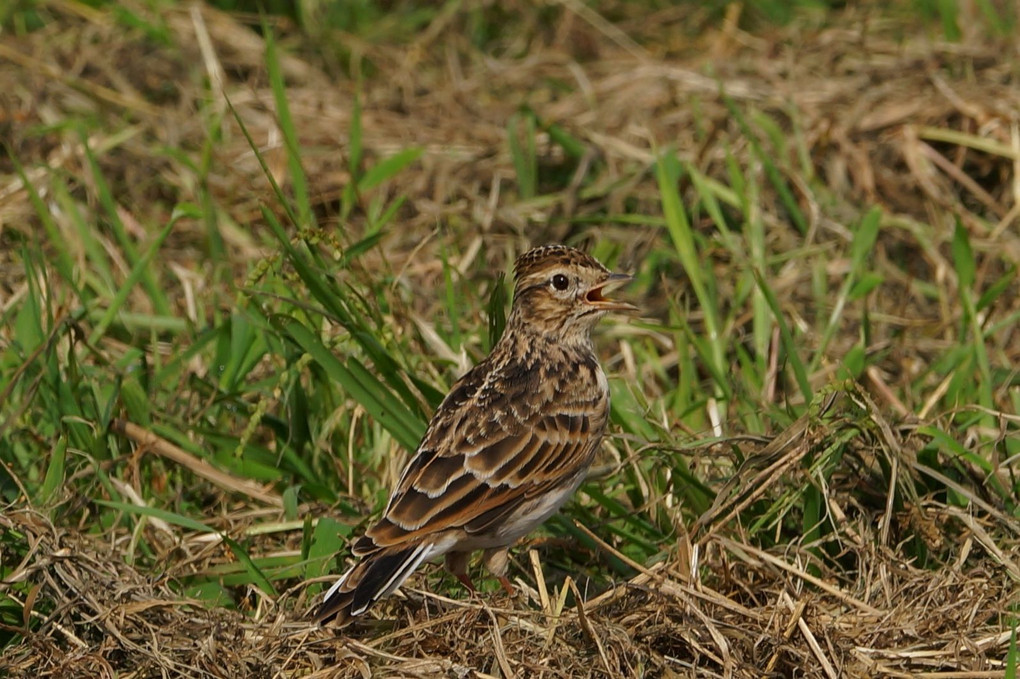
[1,1,1018,676]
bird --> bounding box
[313,244,636,626]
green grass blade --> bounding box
[263,21,311,229]
[508,111,537,199]
[810,206,882,373]
[952,220,994,418]
[223,535,279,597]
[439,241,462,349]
[723,96,808,234]
[39,435,68,505]
[341,90,364,219]
[655,150,726,397]
[753,268,812,402]
[358,148,423,192]
[89,204,201,345]
[1006,622,1018,679]
[79,130,172,317]
[11,159,80,299]
[306,517,354,582]
[96,500,215,534]
[487,273,507,351]
[274,315,424,450]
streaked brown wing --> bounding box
[357,406,602,553]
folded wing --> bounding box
[357,381,607,554]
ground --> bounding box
[1,1,1018,677]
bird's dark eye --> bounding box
[551,274,570,291]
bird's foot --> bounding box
[454,571,477,594]
[497,575,516,597]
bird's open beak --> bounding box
[584,273,638,312]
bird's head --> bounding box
[507,245,637,341]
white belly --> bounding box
[452,474,586,551]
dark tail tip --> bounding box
[312,544,426,628]
[312,589,356,627]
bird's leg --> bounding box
[457,572,478,593]
[445,551,476,593]
[482,547,516,596]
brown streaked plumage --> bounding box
[314,244,636,626]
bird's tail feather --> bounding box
[313,542,432,626]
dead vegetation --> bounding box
[1,1,1019,677]
[2,389,1016,677]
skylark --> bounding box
[314,244,636,626]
